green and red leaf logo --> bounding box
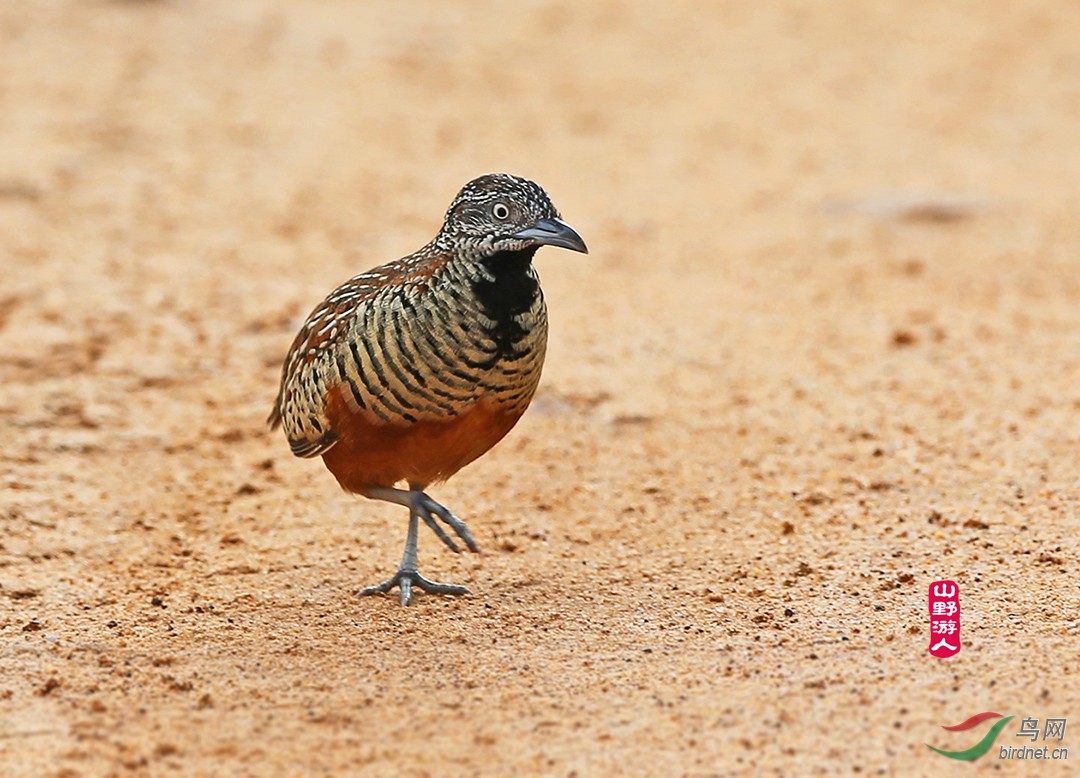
[926,712,1014,760]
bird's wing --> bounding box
[269,277,388,459]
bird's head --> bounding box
[437,173,588,257]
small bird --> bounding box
[270,173,587,605]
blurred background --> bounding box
[3,1,1079,775]
[3,2,1078,417]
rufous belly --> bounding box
[321,385,527,494]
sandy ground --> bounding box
[3,1,1080,775]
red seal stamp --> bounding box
[929,580,961,658]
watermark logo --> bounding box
[927,712,1069,761]
[928,580,960,658]
[926,712,1012,760]
[1001,717,1069,761]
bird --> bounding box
[269,173,587,606]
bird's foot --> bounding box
[412,493,479,554]
[358,568,470,606]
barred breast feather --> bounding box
[269,246,548,462]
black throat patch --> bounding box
[472,248,542,359]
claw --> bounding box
[422,496,479,552]
[416,503,461,553]
[359,486,479,606]
[358,569,470,606]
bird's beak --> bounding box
[512,218,588,254]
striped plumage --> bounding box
[270,173,587,605]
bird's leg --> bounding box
[357,486,478,605]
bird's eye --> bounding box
[492,203,510,220]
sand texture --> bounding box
[2,2,1079,775]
